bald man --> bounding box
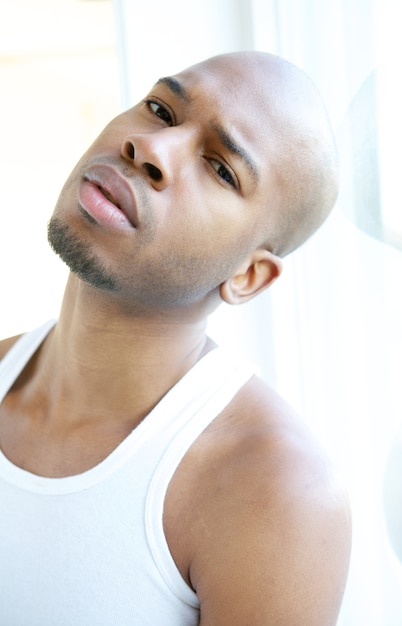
[0,51,350,625]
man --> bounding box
[0,51,350,624]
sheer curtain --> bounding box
[249,1,402,623]
[115,1,402,622]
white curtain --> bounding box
[249,2,402,623]
[114,0,402,622]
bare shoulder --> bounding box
[0,334,22,361]
[177,375,351,625]
[202,375,348,505]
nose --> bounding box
[121,127,195,190]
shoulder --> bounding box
[175,375,351,625]
[202,376,350,533]
[199,375,342,499]
[0,334,22,361]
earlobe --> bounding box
[220,249,283,305]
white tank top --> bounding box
[0,321,255,625]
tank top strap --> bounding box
[0,320,56,403]
[145,347,257,601]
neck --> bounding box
[35,275,216,426]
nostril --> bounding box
[126,142,135,159]
[144,163,163,182]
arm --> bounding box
[189,422,351,625]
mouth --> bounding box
[80,164,139,230]
[99,187,119,206]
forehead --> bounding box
[175,59,271,128]
[176,55,268,104]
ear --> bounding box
[220,249,282,305]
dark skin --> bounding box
[0,52,350,624]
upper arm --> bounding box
[191,432,351,626]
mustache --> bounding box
[75,155,157,238]
[81,155,137,181]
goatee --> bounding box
[47,216,118,292]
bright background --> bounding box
[1,0,402,623]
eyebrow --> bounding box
[155,76,260,185]
[212,123,260,185]
[155,76,191,102]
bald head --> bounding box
[186,51,339,257]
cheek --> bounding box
[171,175,247,241]
[169,210,251,280]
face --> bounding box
[48,54,281,312]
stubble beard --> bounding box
[47,203,238,313]
[47,215,119,292]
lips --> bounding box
[79,164,138,231]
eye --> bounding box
[144,99,173,125]
[210,159,237,188]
